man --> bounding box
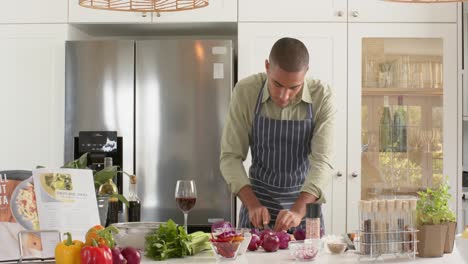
[220,37,335,232]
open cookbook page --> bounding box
[32,168,100,254]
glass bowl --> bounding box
[289,239,323,261]
[210,241,242,259]
[111,222,162,250]
[236,229,252,255]
[326,241,347,254]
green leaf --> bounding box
[94,166,119,185]
[417,176,456,225]
[62,153,89,169]
[110,193,129,207]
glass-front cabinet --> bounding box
[347,24,458,232]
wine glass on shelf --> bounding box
[175,180,197,233]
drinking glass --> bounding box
[175,180,197,233]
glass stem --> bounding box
[184,212,188,233]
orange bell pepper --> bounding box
[84,225,118,248]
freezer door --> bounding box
[65,41,135,174]
[136,39,234,226]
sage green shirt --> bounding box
[220,73,336,203]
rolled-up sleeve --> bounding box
[301,85,336,203]
[220,84,252,195]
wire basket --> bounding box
[354,228,418,261]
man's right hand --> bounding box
[237,185,271,228]
[247,204,271,229]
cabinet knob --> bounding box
[351,11,359,17]
[351,171,359,178]
[141,12,147,18]
[337,171,343,177]
[337,10,344,17]
[155,12,161,17]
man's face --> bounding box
[265,60,307,108]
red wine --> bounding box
[128,200,141,222]
[176,197,196,212]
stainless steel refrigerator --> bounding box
[65,39,234,229]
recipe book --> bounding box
[0,168,100,262]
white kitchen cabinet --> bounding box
[0,0,67,23]
[68,1,151,24]
[154,0,236,22]
[0,24,67,170]
[238,23,348,235]
[348,0,457,23]
[347,23,458,232]
[239,0,456,23]
[238,0,347,22]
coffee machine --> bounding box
[74,131,124,208]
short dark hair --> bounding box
[269,37,309,72]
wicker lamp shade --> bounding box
[79,0,209,12]
[384,0,468,2]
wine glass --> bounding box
[175,180,197,233]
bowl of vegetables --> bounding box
[210,221,244,259]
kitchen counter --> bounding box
[143,248,466,264]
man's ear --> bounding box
[265,59,270,73]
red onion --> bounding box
[293,228,306,241]
[121,247,141,264]
[262,233,280,252]
[260,229,274,242]
[111,247,126,264]
[247,234,261,251]
[276,231,290,249]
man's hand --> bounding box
[238,185,271,228]
[273,192,319,232]
[274,210,302,232]
[248,205,271,229]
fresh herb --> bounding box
[417,177,456,225]
[145,219,211,261]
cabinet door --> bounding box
[238,0,347,22]
[154,0,236,22]
[0,25,67,169]
[238,23,347,234]
[0,0,67,23]
[349,0,457,23]
[347,23,458,232]
[69,1,151,23]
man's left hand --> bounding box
[273,210,303,232]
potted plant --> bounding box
[416,178,456,257]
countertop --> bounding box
[143,248,466,264]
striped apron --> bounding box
[239,83,323,231]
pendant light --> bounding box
[79,0,209,12]
[384,0,467,2]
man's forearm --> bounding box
[290,192,318,217]
[238,185,262,210]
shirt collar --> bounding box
[262,79,312,104]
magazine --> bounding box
[0,169,100,262]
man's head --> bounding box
[265,37,309,108]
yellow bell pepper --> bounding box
[55,232,84,264]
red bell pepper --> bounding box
[80,240,112,264]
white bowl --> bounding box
[112,222,162,250]
[455,234,468,263]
